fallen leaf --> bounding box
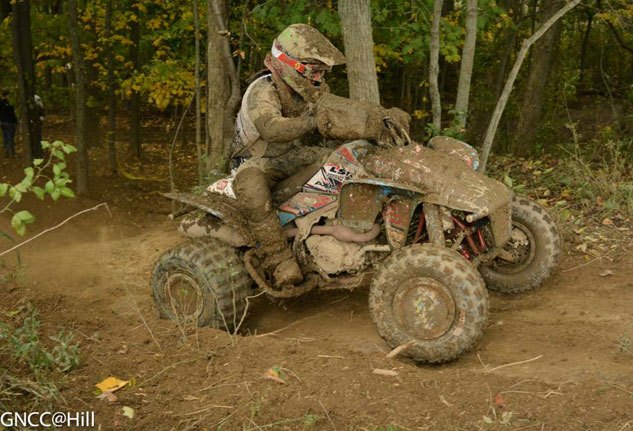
[96,391,118,402]
[95,377,129,393]
[122,406,134,419]
[263,367,286,385]
[372,368,398,377]
[495,393,506,407]
[602,217,614,226]
[599,270,614,277]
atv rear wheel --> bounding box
[151,238,252,331]
[369,245,488,363]
[479,197,561,294]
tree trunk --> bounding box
[429,0,444,132]
[10,0,42,163]
[128,3,141,157]
[67,0,89,194]
[453,0,477,131]
[206,0,239,175]
[105,0,117,175]
[193,0,203,184]
[513,0,563,155]
[478,0,581,173]
[338,0,380,104]
[578,10,593,87]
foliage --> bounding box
[0,140,76,237]
[0,302,80,410]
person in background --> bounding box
[0,90,17,158]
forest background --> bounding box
[1,0,631,182]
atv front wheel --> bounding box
[151,238,252,331]
[479,197,561,294]
[369,245,488,363]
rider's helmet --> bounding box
[266,24,345,101]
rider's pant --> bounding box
[234,146,331,222]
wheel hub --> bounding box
[494,221,536,273]
[392,277,456,340]
[165,272,204,322]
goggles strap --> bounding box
[271,43,306,74]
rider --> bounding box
[231,24,346,288]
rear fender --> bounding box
[164,192,253,245]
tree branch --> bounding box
[605,20,633,55]
[478,0,582,173]
[0,203,111,258]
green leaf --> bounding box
[62,143,77,154]
[41,141,51,149]
[60,187,75,198]
[16,210,35,224]
[53,149,65,161]
[11,214,26,236]
[14,183,27,193]
[32,186,45,200]
[9,188,22,203]
[33,158,44,166]
[51,188,61,201]
[0,183,8,197]
[53,164,61,176]
[503,174,513,188]
[45,180,55,193]
[24,167,34,181]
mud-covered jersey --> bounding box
[231,74,315,159]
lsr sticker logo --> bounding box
[305,164,353,194]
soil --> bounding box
[1,116,632,431]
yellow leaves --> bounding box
[147,18,163,30]
[413,109,429,120]
[95,376,129,393]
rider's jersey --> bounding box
[231,74,315,159]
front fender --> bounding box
[361,145,513,247]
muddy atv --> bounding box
[151,137,561,363]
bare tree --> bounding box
[513,0,563,154]
[8,0,42,162]
[429,0,444,132]
[338,0,380,104]
[105,0,117,175]
[128,3,141,157]
[206,0,240,175]
[67,0,89,194]
[193,0,203,183]
[479,0,582,173]
[454,0,477,131]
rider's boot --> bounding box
[249,211,303,287]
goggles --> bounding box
[271,43,330,82]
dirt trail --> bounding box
[2,201,631,430]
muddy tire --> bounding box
[369,245,488,363]
[151,237,252,331]
[479,197,561,294]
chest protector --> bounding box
[232,74,272,158]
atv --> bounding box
[151,128,561,363]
